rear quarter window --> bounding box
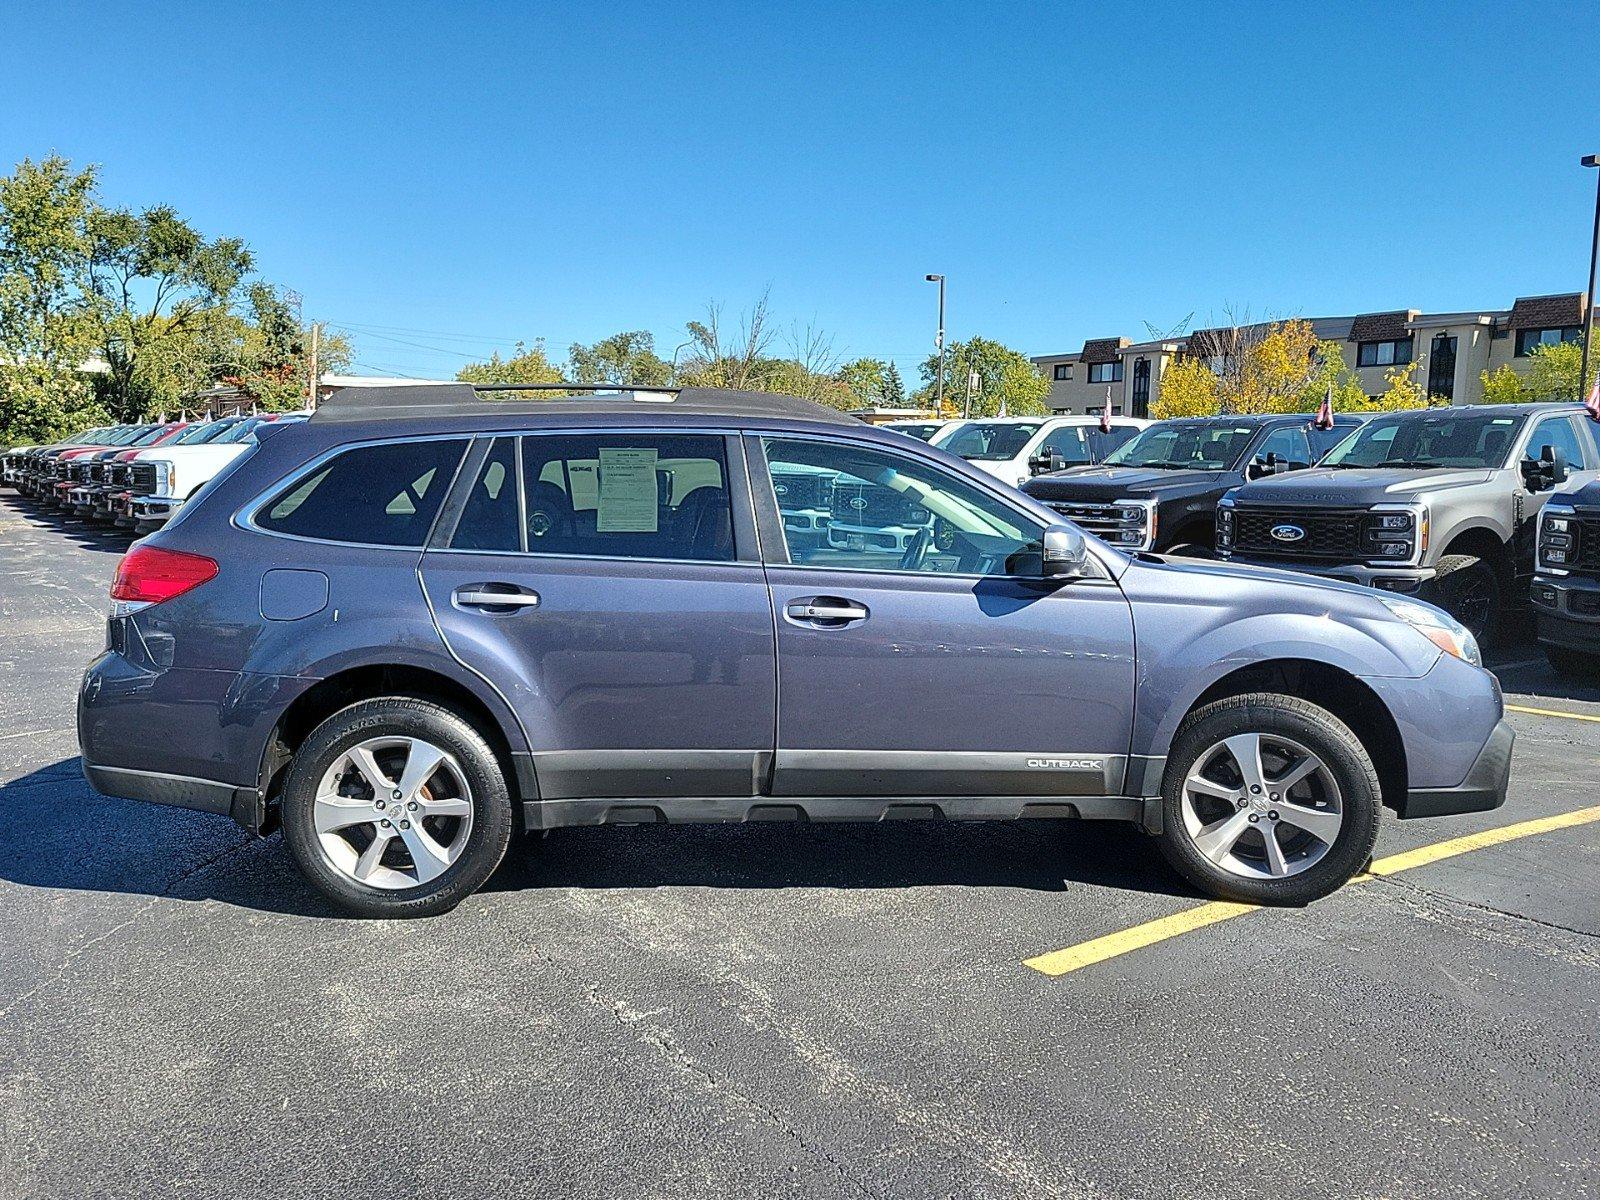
[256,440,465,546]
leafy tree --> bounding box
[1479,340,1583,404]
[1152,320,1368,419]
[917,336,1050,417]
[835,357,889,407]
[457,340,567,393]
[83,203,254,419]
[568,330,671,386]
[0,156,107,442]
[882,361,906,407]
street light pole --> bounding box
[1579,155,1600,402]
[925,274,946,417]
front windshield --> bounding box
[214,417,268,444]
[175,419,234,444]
[888,423,942,441]
[938,422,1044,461]
[129,425,174,447]
[1103,422,1257,470]
[1320,412,1525,470]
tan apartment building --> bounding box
[1032,292,1588,417]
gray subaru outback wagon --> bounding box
[79,385,1512,917]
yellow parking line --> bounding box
[1023,804,1600,977]
[1506,703,1600,724]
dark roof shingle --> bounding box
[1349,310,1418,342]
[1507,293,1586,330]
[1079,337,1127,363]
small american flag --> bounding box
[1585,373,1600,422]
[1100,386,1112,434]
[1311,383,1335,430]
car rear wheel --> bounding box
[281,698,513,918]
[1427,553,1499,646]
[1154,693,1381,905]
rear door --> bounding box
[749,433,1137,803]
[420,430,776,807]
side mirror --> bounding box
[1041,524,1091,579]
[1522,446,1569,492]
[1546,444,1570,488]
[1028,449,1067,477]
[1245,457,1269,481]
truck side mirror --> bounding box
[1522,445,1569,492]
[1041,524,1090,579]
[1546,444,1570,488]
[1028,449,1067,477]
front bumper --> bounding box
[1530,574,1600,653]
[130,494,182,525]
[1221,554,1436,593]
[1399,718,1514,819]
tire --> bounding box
[1154,693,1381,905]
[1543,645,1600,679]
[280,697,514,918]
[1426,553,1500,646]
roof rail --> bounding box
[308,382,861,426]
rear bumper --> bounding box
[81,762,248,818]
[1398,718,1514,819]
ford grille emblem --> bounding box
[773,483,788,496]
[1270,524,1306,543]
[849,496,868,510]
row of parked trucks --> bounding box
[7,401,1600,673]
[874,404,1600,672]
[1,412,306,532]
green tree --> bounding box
[83,203,254,419]
[917,336,1050,417]
[1479,341,1582,404]
[882,361,906,406]
[835,357,889,407]
[568,330,671,386]
[0,156,107,442]
[457,340,567,393]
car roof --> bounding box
[309,384,860,429]
[1154,412,1362,427]
[1357,403,1574,420]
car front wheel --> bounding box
[1154,693,1381,905]
[281,697,513,918]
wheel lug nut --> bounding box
[381,818,391,827]
[1250,785,1262,794]
[407,801,417,811]
[391,789,403,800]
[375,799,386,810]
[1270,793,1280,801]
[1268,810,1280,821]
[400,819,411,830]
[1248,814,1260,823]
[1237,799,1247,809]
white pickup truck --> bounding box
[120,414,307,532]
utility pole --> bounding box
[1579,155,1600,402]
[307,321,322,411]
[925,274,946,417]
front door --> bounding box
[420,432,776,803]
[749,434,1137,801]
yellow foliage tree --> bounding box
[1152,356,1218,417]
[1152,319,1370,418]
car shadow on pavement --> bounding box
[0,759,1195,919]
[6,503,134,554]
[1486,614,1600,706]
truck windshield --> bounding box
[1320,412,1524,470]
[1102,423,1257,470]
[937,422,1043,461]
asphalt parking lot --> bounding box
[2,491,1597,1200]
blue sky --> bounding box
[4,1,1597,383]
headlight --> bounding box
[1380,597,1481,667]
[152,460,175,493]
[1539,505,1575,573]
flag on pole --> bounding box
[1312,383,1335,430]
[1100,386,1112,434]
[1585,373,1600,422]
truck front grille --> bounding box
[1233,507,1367,560]
[1043,501,1144,544]
[1576,516,1600,575]
[830,482,924,527]
[129,463,158,494]
[771,472,829,510]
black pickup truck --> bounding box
[1020,412,1363,555]
[1532,476,1600,674]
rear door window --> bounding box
[451,437,522,551]
[257,439,465,546]
[519,433,734,562]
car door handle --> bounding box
[785,597,869,624]
[453,586,541,611]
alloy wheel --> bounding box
[1179,732,1344,880]
[313,736,474,890]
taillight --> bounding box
[110,544,219,605]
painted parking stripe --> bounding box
[1506,703,1600,724]
[1023,804,1600,977]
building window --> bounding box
[1052,363,1072,381]
[1087,361,1123,384]
[1356,338,1414,368]
[1515,327,1581,357]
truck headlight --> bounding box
[1380,597,1481,667]
[152,460,175,494]
[1364,505,1425,563]
[1111,500,1157,550]
[1539,505,1575,574]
